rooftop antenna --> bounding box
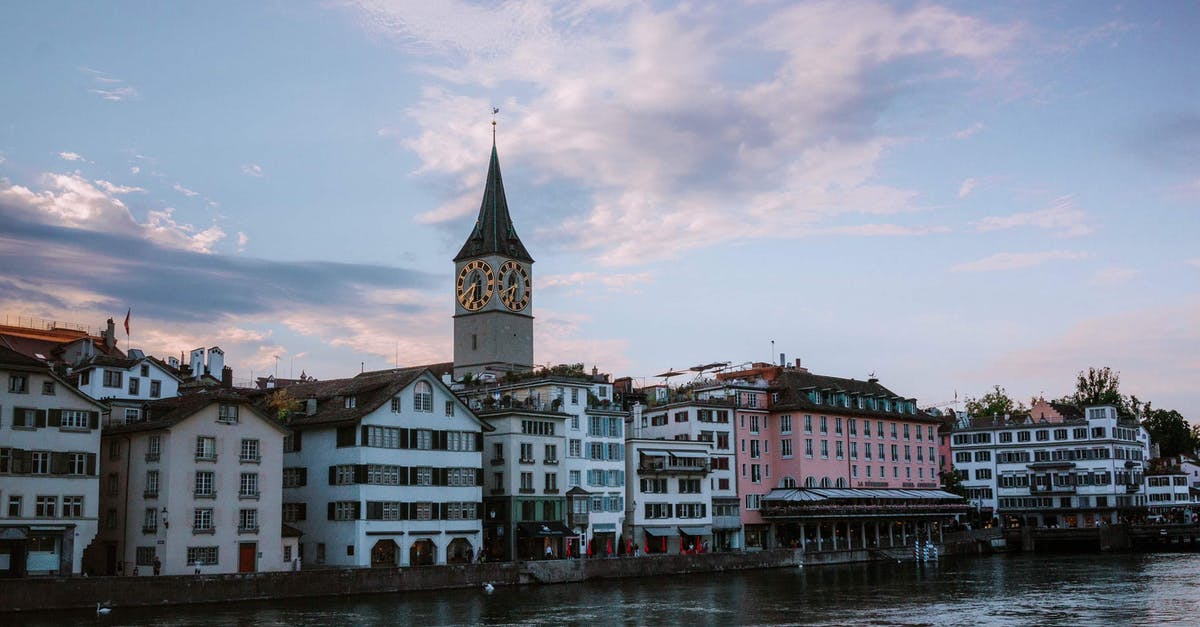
[492,107,499,144]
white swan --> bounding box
[97,602,112,615]
[483,582,495,593]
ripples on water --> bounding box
[15,553,1200,626]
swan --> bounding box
[97,602,112,615]
[483,582,495,593]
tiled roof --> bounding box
[453,144,533,263]
[258,368,426,428]
[0,344,51,369]
[769,369,939,423]
[103,389,265,435]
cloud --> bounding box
[953,122,984,140]
[173,183,200,197]
[951,250,1088,272]
[129,166,140,175]
[958,178,978,198]
[0,173,225,253]
[1090,266,1137,287]
[1187,258,1200,268]
[974,196,1094,237]
[237,232,249,252]
[94,180,144,195]
[80,67,139,102]
[355,1,1019,266]
[58,152,85,162]
[540,271,654,293]
[89,86,139,102]
[241,164,264,177]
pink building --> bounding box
[725,363,965,552]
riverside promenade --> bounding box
[0,549,802,613]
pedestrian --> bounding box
[545,544,554,559]
[153,557,161,576]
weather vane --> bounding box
[492,107,500,142]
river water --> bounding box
[16,553,1200,626]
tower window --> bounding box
[472,334,477,350]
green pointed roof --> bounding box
[454,143,534,263]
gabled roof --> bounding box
[256,367,491,431]
[103,389,281,435]
[0,344,48,370]
[453,143,533,263]
[75,354,184,381]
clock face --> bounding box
[498,260,531,312]
[456,260,495,311]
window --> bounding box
[193,508,214,532]
[780,415,792,434]
[137,546,156,566]
[520,443,534,463]
[571,388,579,404]
[545,444,558,463]
[781,439,793,458]
[218,404,239,424]
[332,501,359,521]
[836,441,844,460]
[150,380,162,397]
[819,416,827,434]
[413,381,433,412]
[544,473,558,492]
[109,440,122,460]
[145,470,160,497]
[31,451,50,474]
[239,509,258,532]
[62,496,83,517]
[820,440,829,458]
[194,471,215,497]
[240,473,259,498]
[835,417,843,435]
[445,400,455,416]
[903,424,910,439]
[8,496,21,517]
[282,503,307,522]
[569,439,582,457]
[343,396,356,409]
[124,408,140,423]
[128,377,140,395]
[749,415,759,433]
[187,546,218,565]
[239,439,261,463]
[751,464,762,483]
[195,436,216,460]
[679,478,701,493]
[283,467,307,488]
[68,452,88,475]
[520,472,534,492]
[8,374,28,393]
[415,429,432,449]
[103,370,122,388]
[805,439,813,457]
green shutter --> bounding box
[327,502,335,520]
[86,453,97,476]
[88,411,100,429]
[328,466,336,485]
[48,409,61,428]
[35,409,47,428]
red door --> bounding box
[238,543,256,573]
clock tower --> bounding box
[452,136,534,379]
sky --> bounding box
[1,1,1197,419]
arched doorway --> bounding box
[446,538,473,564]
[370,539,398,567]
[409,539,435,566]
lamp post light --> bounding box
[162,507,169,529]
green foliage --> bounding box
[266,389,301,422]
[964,385,1025,418]
[1142,408,1199,458]
[940,469,967,498]
[1064,366,1131,414]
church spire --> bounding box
[454,118,533,263]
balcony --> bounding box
[1030,484,1076,495]
[490,458,505,466]
[543,488,560,494]
[519,458,536,465]
[519,487,536,494]
[544,459,559,465]
[638,461,710,475]
[143,490,159,499]
[195,454,218,463]
[192,527,215,535]
[568,511,590,527]
[144,453,160,463]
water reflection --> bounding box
[13,553,1200,626]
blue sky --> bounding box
[1,1,1196,418]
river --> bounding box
[13,553,1200,625]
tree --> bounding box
[1142,408,1199,458]
[1065,366,1131,414]
[940,469,967,498]
[964,385,1025,418]
[266,389,301,422]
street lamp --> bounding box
[162,507,169,529]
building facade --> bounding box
[90,392,289,576]
[625,438,714,555]
[272,368,486,568]
[950,401,1149,528]
[0,346,106,577]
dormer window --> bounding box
[413,381,433,412]
[344,396,356,409]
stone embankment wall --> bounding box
[0,550,802,613]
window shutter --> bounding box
[353,502,361,520]
[406,429,416,449]
[436,468,447,486]
[298,468,307,486]
[51,452,69,474]
[408,467,417,485]
[89,411,100,429]
[354,465,367,484]
[433,502,443,520]
[475,432,483,451]
[35,409,47,428]
[294,431,302,451]
[400,502,410,520]
[297,503,307,521]
[327,502,335,520]
[361,426,369,446]
[398,466,409,486]
[48,409,62,427]
[475,468,483,486]
[435,431,447,450]
[328,466,337,486]
[87,453,97,476]
[366,502,381,520]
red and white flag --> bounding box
[124,308,131,336]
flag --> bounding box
[124,308,131,336]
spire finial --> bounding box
[491,107,499,144]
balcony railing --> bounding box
[1030,484,1076,495]
[638,461,710,474]
[568,512,590,527]
[192,527,215,535]
[144,453,160,463]
[544,459,559,465]
[490,458,505,465]
[519,487,536,494]
[543,488,560,494]
[141,525,158,534]
[239,491,260,500]
[237,525,259,534]
[143,490,159,499]
[195,454,217,462]
[194,490,216,499]
[239,455,261,464]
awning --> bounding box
[518,521,573,537]
[763,488,965,502]
[679,526,711,536]
[639,450,670,457]
[643,527,675,537]
[592,523,617,532]
[669,451,707,459]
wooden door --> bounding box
[238,542,256,573]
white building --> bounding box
[1,346,106,576]
[272,368,486,568]
[634,395,740,550]
[72,351,182,424]
[625,438,714,554]
[951,401,1149,528]
[90,391,289,576]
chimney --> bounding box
[189,348,205,380]
[104,318,115,350]
[221,366,233,388]
[207,347,224,378]
[780,353,786,367]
